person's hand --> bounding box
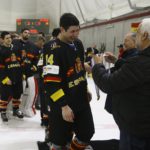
[31,65,37,71]
[87,90,92,102]
[104,52,117,64]
[62,105,74,122]
[92,54,103,64]
[84,62,92,73]
[6,79,12,85]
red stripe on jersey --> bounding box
[44,76,62,83]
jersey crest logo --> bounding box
[10,53,17,62]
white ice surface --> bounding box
[0,78,119,150]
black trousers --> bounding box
[47,102,95,146]
[120,130,150,150]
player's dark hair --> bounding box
[1,31,10,39]
[52,28,61,37]
[21,28,30,33]
[59,13,79,31]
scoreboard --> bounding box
[16,18,49,34]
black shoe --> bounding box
[37,141,49,150]
[1,112,8,122]
[35,104,41,110]
[13,109,24,118]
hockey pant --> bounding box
[0,83,23,112]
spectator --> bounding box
[117,44,124,59]
[104,32,138,114]
[92,18,150,150]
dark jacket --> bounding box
[92,46,150,137]
[105,48,138,113]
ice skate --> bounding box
[1,112,8,122]
[13,109,24,119]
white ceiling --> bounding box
[0,0,150,31]
[36,0,150,28]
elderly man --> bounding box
[104,32,138,69]
[92,18,150,150]
[104,32,138,114]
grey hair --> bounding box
[130,32,136,41]
[140,18,150,39]
[126,32,136,42]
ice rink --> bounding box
[0,78,119,150]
